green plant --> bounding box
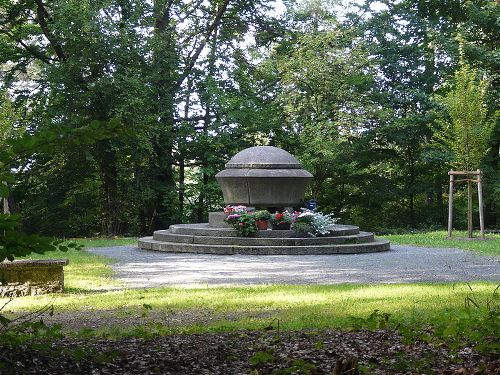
[291,221,314,235]
[224,212,257,237]
[434,62,494,171]
[0,299,62,350]
[284,358,317,374]
[249,350,275,367]
[292,210,337,237]
[254,210,271,221]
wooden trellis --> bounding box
[447,170,484,238]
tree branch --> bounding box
[0,29,52,64]
[174,115,215,123]
[155,0,175,32]
[34,0,66,61]
[175,0,230,89]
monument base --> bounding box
[138,215,390,255]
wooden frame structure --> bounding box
[447,170,484,238]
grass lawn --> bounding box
[3,281,498,353]
[3,234,498,351]
[381,230,500,256]
[16,237,137,292]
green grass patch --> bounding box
[3,282,496,323]
[15,237,137,292]
[3,282,498,352]
[18,248,120,292]
[381,231,500,256]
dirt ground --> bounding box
[1,327,498,374]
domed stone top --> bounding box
[215,146,313,206]
[225,146,302,169]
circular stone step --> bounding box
[152,231,375,246]
[168,223,360,237]
[138,237,390,255]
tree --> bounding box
[0,92,19,214]
[435,63,494,172]
[434,62,495,237]
[1,0,277,236]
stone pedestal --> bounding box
[0,259,69,297]
[208,212,232,228]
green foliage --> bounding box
[0,0,498,236]
[291,222,314,236]
[249,350,275,367]
[0,301,62,348]
[5,280,499,356]
[270,212,292,225]
[434,63,495,171]
[292,210,337,237]
[347,309,391,330]
[284,358,317,374]
[225,212,258,237]
[254,210,271,221]
[397,285,499,354]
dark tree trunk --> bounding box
[196,19,219,222]
[148,0,178,230]
[96,140,120,236]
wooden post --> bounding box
[477,169,484,238]
[448,172,454,237]
[467,179,473,238]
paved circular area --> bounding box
[89,245,500,288]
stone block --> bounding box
[0,259,69,297]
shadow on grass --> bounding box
[64,287,125,294]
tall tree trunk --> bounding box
[178,77,193,220]
[149,0,178,230]
[197,17,219,222]
[96,140,120,236]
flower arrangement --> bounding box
[292,209,337,237]
[254,210,271,221]
[270,211,293,229]
[224,205,248,215]
[224,205,257,237]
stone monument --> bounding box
[138,146,390,254]
[216,146,313,206]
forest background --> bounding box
[0,0,498,238]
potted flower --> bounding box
[292,211,315,236]
[270,211,292,230]
[254,210,271,230]
[291,209,337,237]
[224,206,257,237]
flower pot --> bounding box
[256,220,269,230]
[272,223,291,230]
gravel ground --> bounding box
[89,245,499,287]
